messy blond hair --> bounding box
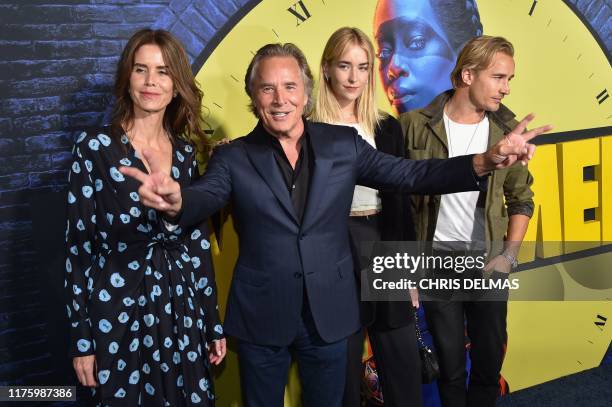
[451,35,514,88]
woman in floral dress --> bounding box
[65,29,226,406]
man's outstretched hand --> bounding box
[119,149,182,218]
[473,114,553,176]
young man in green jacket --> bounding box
[400,36,536,407]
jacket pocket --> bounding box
[233,263,270,287]
[336,254,353,280]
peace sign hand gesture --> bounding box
[119,149,183,218]
[473,114,553,176]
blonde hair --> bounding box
[312,27,382,136]
[451,35,514,88]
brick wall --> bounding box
[0,0,608,388]
[0,0,174,385]
[0,0,257,387]
[568,0,611,55]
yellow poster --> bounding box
[194,1,611,404]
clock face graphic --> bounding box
[193,0,611,394]
[194,0,610,138]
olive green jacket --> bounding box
[399,90,534,244]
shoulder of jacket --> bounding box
[310,121,355,133]
[216,137,246,154]
[309,122,358,144]
[378,113,401,129]
[399,109,428,126]
[375,114,402,139]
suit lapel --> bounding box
[428,118,449,155]
[302,122,333,231]
[244,125,299,225]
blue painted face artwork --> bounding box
[374,0,457,113]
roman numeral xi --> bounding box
[288,0,311,26]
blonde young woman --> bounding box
[312,27,422,406]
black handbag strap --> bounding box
[414,309,428,348]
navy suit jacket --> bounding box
[180,120,482,346]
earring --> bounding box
[173,91,178,98]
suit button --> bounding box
[294,272,303,279]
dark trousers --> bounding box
[343,215,422,406]
[237,301,348,407]
[344,323,423,407]
[423,300,507,407]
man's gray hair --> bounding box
[244,43,314,117]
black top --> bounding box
[370,114,416,329]
[266,126,312,223]
[374,114,416,242]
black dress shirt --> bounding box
[267,130,312,223]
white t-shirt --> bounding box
[433,113,489,245]
[341,123,382,212]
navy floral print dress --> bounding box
[65,129,223,406]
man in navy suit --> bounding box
[121,43,549,407]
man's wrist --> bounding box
[500,252,518,269]
[472,153,491,177]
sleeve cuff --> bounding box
[70,323,94,358]
[206,323,224,342]
[507,202,534,218]
[469,155,490,191]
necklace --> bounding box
[444,113,484,157]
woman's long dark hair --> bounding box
[110,29,205,143]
